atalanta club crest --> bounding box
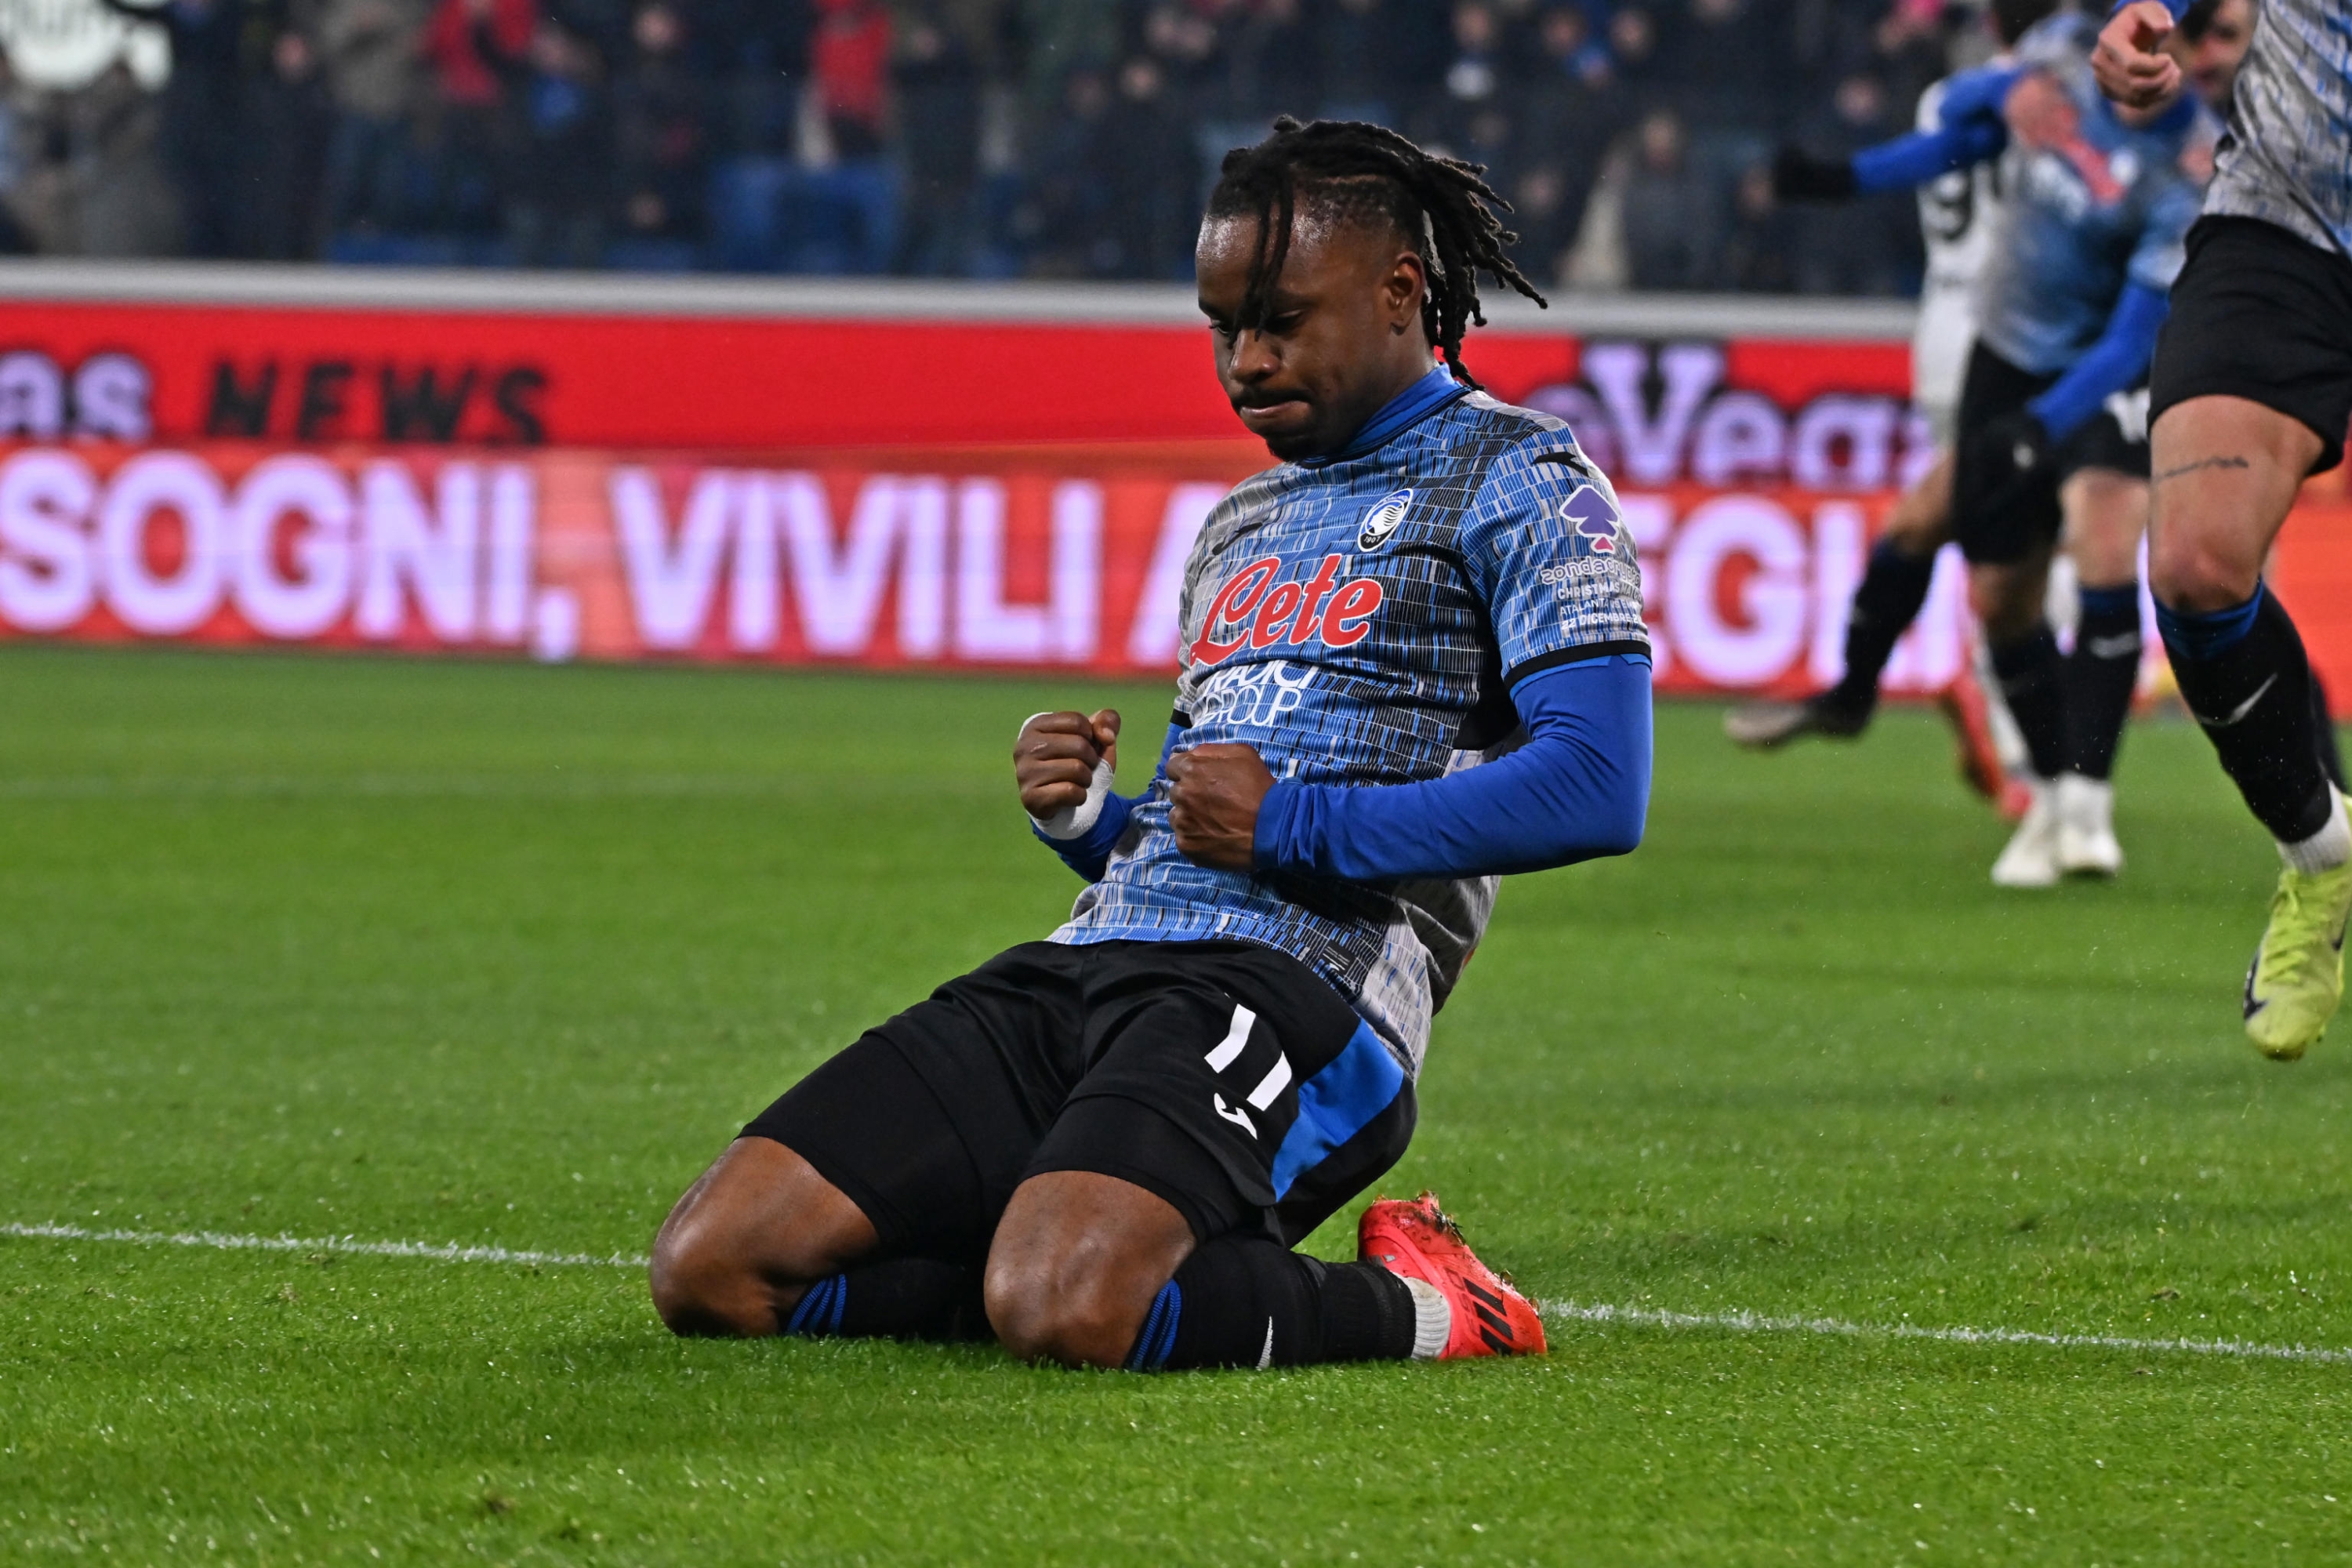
[1563,485,1622,554]
[1357,488,1413,551]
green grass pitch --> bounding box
[5,643,2351,1565]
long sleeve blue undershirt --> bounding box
[1032,655,1653,884]
[2025,280,2169,440]
[1849,65,2020,194]
[1251,655,1650,880]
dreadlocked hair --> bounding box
[1207,115,1547,390]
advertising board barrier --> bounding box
[2,270,2349,702]
[13,436,2350,699]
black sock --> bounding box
[2062,584,2142,781]
[1989,623,2067,781]
[2156,586,2333,842]
[1127,1238,1417,1370]
[2311,670,2347,790]
[785,1258,988,1341]
[1828,539,1939,714]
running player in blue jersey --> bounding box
[1740,6,2234,887]
[2097,0,2352,1060]
[649,119,1652,1370]
[1726,0,2062,818]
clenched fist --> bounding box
[1015,710,1120,821]
[1166,743,1276,871]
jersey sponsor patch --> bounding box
[1356,488,1413,551]
[1563,483,1624,555]
[1189,554,1387,667]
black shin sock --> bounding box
[1829,539,1939,713]
[2311,670,2347,790]
[785,1258,988,1341]
[2157,587,2334,842]
[1989,624,2067,781]
[1128,1237,1417,1370]
[2063,585,2142,781]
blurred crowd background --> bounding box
[0,0,2005,292]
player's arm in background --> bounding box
[1772,64,2020,200]
[1248,445,1653,881]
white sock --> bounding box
[1403,1275,1450,1360]
[2280,787,2351,875]
[2056,772,2111,818]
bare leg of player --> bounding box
[982,1172,1198,1368]
[2146,394,2351,1058]
[2046,467,2151,877]
[649,1138,886,1336]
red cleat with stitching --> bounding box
[1358,1192,1547,1359]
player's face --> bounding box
[1195,212,1431,461]
[2170,0,2253,109]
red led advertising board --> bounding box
[0,277,2345,702]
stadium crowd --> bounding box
[0,0,1995,289]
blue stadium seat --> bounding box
[708,157,903,275]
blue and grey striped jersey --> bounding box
[2197,0,2352,258]
[1051,371,1648,1073]
[1974,12,2214,376]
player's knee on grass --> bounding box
[983,1171,1196,1369]
[649,1138,877,1338]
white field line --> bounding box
[0,1221,648,1270]
[9,1220,2348,1368]
[1540,1298,2352,1368]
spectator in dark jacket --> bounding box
[421,0,535,229]
[1658,0,1790,132]
[100,0,285,256]
[1315,0,1401,122]
[499,18,611,263]
[1099,53,1196,278]
[1226,0,1319,124]
[1620,106,1719,289]
[891,5,982,274]
[236,29,336,256]
[1788,69,1917,294]
[318,0,430,234]
[613,0,708,245]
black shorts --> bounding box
[742,940,1416,1262]
[1951,342,2151,565]
[2151,216,2352,475]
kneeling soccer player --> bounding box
[651,118,1653,1370]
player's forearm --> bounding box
[1251,656,1651,882]
[1849,116,2009,194]
[2026,282,2168,441]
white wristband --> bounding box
[1019,713,1115,840]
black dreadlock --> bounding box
[1206,115,1547,390]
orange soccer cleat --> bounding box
[1358,1192,1547,1359]
[1937,670,2033,821]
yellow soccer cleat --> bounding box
[2243,858,2352,1060]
